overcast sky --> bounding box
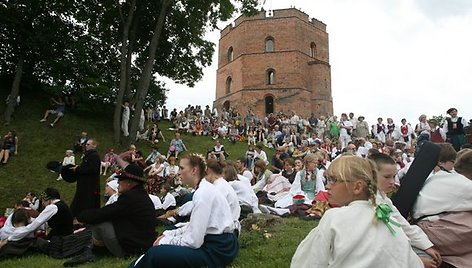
[164,0,472,125]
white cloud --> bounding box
[165,0,472,125]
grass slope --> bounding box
[0,92,315,267]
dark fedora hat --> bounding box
[115,164,146,183]
[42,187,61,200]
[60,164,78,183]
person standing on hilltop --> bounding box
[121,101,130,137]
[443,108,468,151]
[65,139,101,219]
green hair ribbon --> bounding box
[375,204,401,235]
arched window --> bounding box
[227,47,233,62]
[265,37,274,52]
[225,77,232,94]
[310,42,317,58]
[266,69,275,85]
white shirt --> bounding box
[161,192,176,210]
[122,106,130,119]
[237,174,252,188]
[213,178,241,223]
[7,200,60,241]
[376,191,433,250]
[105,193,119,205]
[0,214,34,240]
[62,155,75,165]
[150,163,165,177]
[230,180,260,213]
[291,200,423,268]
[241,170,253,181]
[413,170,472,220]
[339,120,353,136]
[255,150,268,164]
[148,194,163,210]
[165,165,179,177]
[159,179,234,248]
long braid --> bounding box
[367,159,378,208]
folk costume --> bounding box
[412,170,472,267]
[130,179,238,268]
[291,200,423,268]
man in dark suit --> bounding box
[63,164,156,266]
[68,138,101,218]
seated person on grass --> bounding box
[64,164,156,266]
[291,156,423,267]
[0,130,18,165]
[412,148,472,268]
[40,96,65,127]
[3,188,73,242]
[369,153,442,268]
[129,154,239,268]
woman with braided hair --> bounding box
[291,155,422,268]
[130,153,239,268]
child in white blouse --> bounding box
[291,155,423,268]
[57,150,75,181]
[159,183,176,211]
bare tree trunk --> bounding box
[128,0,171,144]
[124,18,138,101]
[4,55,24,126]
[113,0,137,144]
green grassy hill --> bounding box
[0,91,315,267]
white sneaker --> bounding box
[57,176,63,181]
[40,119,46,122]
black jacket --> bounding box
[77,185,157,255]
[70,149,101,217]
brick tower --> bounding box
[213,8,333,118]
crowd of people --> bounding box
[0,102,471,268]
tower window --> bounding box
[226,77,232,94]
[267,69,275,85]
[227,47,234,62]
[265,37,274,52]
[310,42,317,58]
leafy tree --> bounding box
[0,0,82,125]
[110,0,259,144]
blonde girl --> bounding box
[291,156,422,268]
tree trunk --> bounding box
[128,0,171,144]
[4,55,24,126]
[113,0,137,144]
[124,17,138,101]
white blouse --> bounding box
[291,200,422,268]
[213,178,241,223]
[413,170,472,220]
[230,180,260,213]
[159,179,234,248]
[161,192,176,210]
[376,191,433,250]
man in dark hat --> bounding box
[64,164,156,266]
[443,108,468,151]
[68,138,101,218]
